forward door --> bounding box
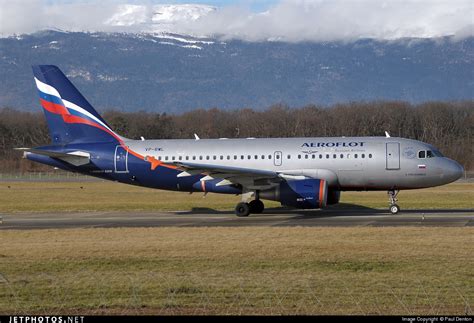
[386,142,400,170]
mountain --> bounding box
[0,30,473,113]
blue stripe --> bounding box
[37,89,63,106]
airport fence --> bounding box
[0,171,101,182]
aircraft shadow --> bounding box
[174,204,473,218]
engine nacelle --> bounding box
[260,179,328,209]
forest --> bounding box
[0,101,472,173]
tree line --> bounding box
[0,101,472,173]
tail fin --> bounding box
[33,65,122,145]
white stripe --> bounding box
[34,77,61,98]
[62,99,113,132]
[34,77,114,133]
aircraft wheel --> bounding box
[249,199,265,214]
[389,204,400,215]
[235,202,251,217]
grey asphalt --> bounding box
[0,208,473,229]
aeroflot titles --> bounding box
[301,141,365,148]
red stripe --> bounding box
[40,98,69,115]
[319,180,325,208]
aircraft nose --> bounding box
[445,160,464,183]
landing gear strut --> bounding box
[388,189,400,214]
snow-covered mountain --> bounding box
[0,31,473,113]
[104,4,215,34]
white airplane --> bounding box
[20,65,464,216]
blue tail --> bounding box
[33,65,121,145]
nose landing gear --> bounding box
[388,189,400,214]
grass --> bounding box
[0,227,472,315]
[0,181,472,314]
[0,181,472,213]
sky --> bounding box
[1,0,473,41]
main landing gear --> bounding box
[388,189,400,214]
[235,192,265,217]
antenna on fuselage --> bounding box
[385,131,391,138]
[194,133,200,140]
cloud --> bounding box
[1,0,473,41]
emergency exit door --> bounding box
[386,142,400,170]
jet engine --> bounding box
[260,179,328,209]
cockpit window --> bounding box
[419,150,443,159]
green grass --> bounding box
[0,181,472,213]
[0,227,472,315]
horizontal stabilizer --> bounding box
[15,148,90,166]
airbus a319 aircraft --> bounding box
[18,65,464,216]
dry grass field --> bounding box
[0,181,472,213]
[0,227,473,315]
[0,181,472,315]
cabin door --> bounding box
[386,142,400,170]
[114,145,129,173]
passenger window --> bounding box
[172,156,175,161]
[255,155,258,159]
[178,156,182,161]
[192,156,196,160]
[326,154,329,159]
[305,155,309,159]
[165,156,168,161]
[340,154,344,159]
[261,155,265,159]
[213,156,216,160]
[247,155,251,159]
[369,154,372,158]
[185,156,189,161]
[287,155,291,159]
[319,154,322,159]
[298,155,301,159]
[199,156,203,160]
[418,151,425,159]
[268,155,272,159]
[241,155,244,160]
[333,154,336,158]
[312,154,315,159]
[206,156,210,160]
[227,156,230,160]
[361,154,365,158]
[276,154,280,159]
[234,155,237,160]
[220,156,224,160]
[355,154,358,158]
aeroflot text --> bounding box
[301,142,365,148]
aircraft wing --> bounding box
[15,148,91,166]
[169,161,302,190]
